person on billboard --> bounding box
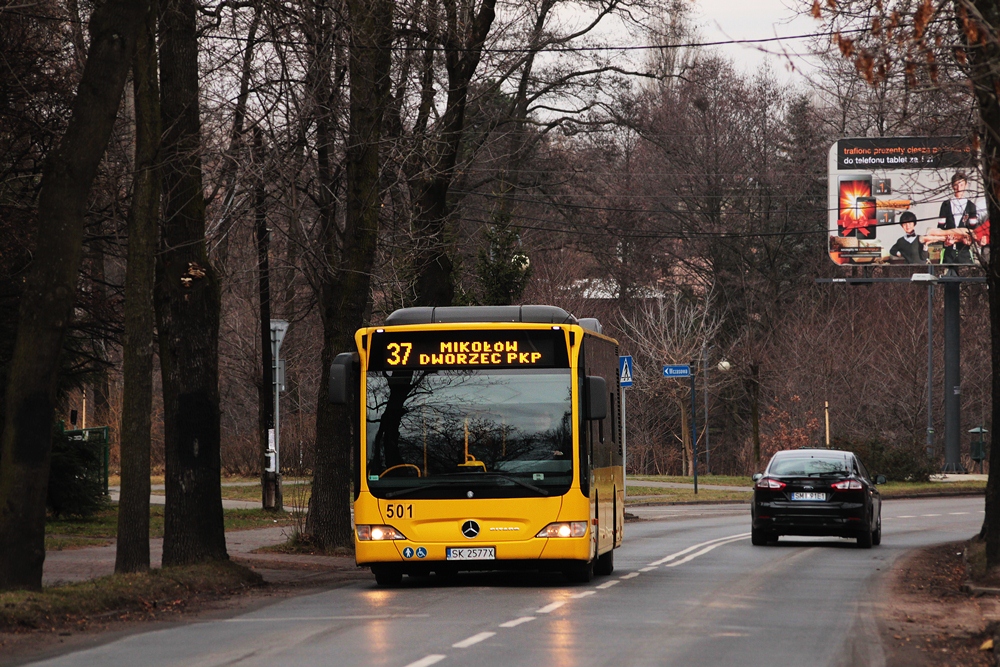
[937,172,979,264]
[888,211,928,264]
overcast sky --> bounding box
[691,0,820,81]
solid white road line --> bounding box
[620,572,640,580]
[665,535,749,568]
[453,632,495,648]
[499,617,536,628]
[226,614,429,622]
[639,566,657,572]
[595,580,620,589]
[536,601,566,614]
[403,656,447,667]
[648,532,751,567]
[570,591,596,599]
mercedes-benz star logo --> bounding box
[461,520,480,539]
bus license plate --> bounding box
[791,492,826,501]
[446,547,495,561]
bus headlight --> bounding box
[536,522,588,538]
[357,525,407,541]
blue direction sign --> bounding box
[619,355,634,387]
[663,364,691,378]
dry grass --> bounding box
[0,561,262,631]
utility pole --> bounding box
[256,125,278,510]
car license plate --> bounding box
[791,492,826,501]
[446,547,495,561]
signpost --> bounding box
[619,356,633,498]
[664,364,698,494]
[265,319,289,510]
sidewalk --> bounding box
[625,479,751,492]
[42,526,366,587]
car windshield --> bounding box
[769,456,850,477]
[365,368,573,498]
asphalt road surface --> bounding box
[26,496,983,667]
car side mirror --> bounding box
[329,352,357,404]
[752,473,763,482]
[585,375,607,420]
[875,475,886,485]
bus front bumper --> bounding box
[356,536,592,568]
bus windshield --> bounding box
[365,368,573,498]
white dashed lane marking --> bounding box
[499,617,535,628]
[453,632,495,648]
[403,656,446,667]
[619,572,640,580]
[536,601,566,614]
[570,591,596,599]
[596,580,620,589]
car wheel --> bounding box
[871,512,882,546]
[372,565,403,587]
[594,548,614,576]
[564,558,595,583]
[857,520,873,549]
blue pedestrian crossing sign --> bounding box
[663,364,691,378]
[619,356,634,388]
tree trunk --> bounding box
[749,363,761,464]
[966,0,1000,568]
[0,0,148,591]
[155,0,226,566]
[678,397,690,476]
[116,1,159,574]
[306,0,393,549]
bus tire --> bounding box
[564,559,594,584]
[594,548,614,576]
[372,565,403,587]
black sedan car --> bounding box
[751,448,884,548]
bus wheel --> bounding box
[564,559,594,584]
[594,548,614,576]
[372,566,403,587]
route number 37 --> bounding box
[385,504,413,519]
[385,342,413,366]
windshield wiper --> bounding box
[476,472,549,496]
[383,472,549,498]
[385,483,454,499]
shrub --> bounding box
[836,437,937,482]
[47,427,107,518]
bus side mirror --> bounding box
[329,352,355,404]
[585,376,607,420]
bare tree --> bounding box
[0,0,149,591]
[116,0,160,574]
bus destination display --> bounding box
[368,330,568,371]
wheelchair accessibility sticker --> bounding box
[416,547,427,558]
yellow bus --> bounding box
[330,305,624,586]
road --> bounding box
[25,496,983,667]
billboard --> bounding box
[828,137,987,266]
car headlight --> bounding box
[356,525,407,541]
[536,521,588,538]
